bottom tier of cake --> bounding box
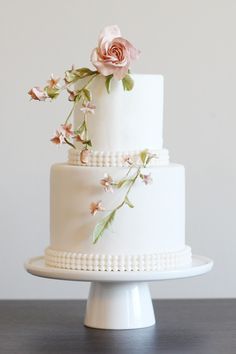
[47,162,191,272]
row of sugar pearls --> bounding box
[98,265,107,271]
[45,248,56,256]
[57,251,71,259]
[118,257,128,267]
[118,265,126,272]
[99,259,113,267]
[106,266,115,272]
[67,252,79,259]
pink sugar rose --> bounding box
[91,25,140,80]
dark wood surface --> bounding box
[0,299,235,354]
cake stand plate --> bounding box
[25,255,213,330]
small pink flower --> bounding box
[50,130,64,145]
[100,173,114,192]
[90,201,105,215]
[61,123,73,137]
[74,134,83,143]
[122,155,133,166]
[91,25,140,80]
[67,89,77,101]
[140,173,153,185]
[28,87,48,101]
[80,102,96,114]
[47,74,60,88]
[80,148,90,165]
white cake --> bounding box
[45,74,192,271]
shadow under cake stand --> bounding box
[25,255,213,330]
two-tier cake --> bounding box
[29,25,192,272]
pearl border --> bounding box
[68,148,169,167]
[45,246,192,272]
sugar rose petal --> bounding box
[99,25,121,42]
[91,25,140,80]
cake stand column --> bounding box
[84,281,156,330]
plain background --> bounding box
[0,0,235,299]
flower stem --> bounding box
[65,102,76,124]
[65,73,99,127]
[64,137,76,149]
[115,167,141,211]
[84,73,99,89]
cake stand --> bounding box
[25,255,213,330]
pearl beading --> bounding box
[68,149,169,167]
[45,246,191,272]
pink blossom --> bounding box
[122,155,133,166]
[80,148,90,165]
[67,89,77,101]
[91,25,140,80]
[80,101,96,114]
[140,173,153,185]
[74,134,83,143]
[90,201,104,215]
[100,173,114,192]
[47,74,60,88]
[28,87,48,101]
[61,123,73,137]
[50,130,64,145]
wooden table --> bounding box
[1,300,235,353]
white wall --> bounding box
[1,0,235,299]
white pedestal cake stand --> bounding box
[25,255,213,330]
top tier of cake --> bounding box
[74,74,164,152]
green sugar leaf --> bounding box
[83,139,92,147]
[64,70,77,83]
[45,86,60,99]
[140,149,149,165]
[124,196,134,208]
[122,74,134,91]
[82,88,92,101]
[93,210,116,244]
[116,178,132,189]
[77,121,86,135]
[74,67,95,78]
[105,75,113,93]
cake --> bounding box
[29,25,192,272]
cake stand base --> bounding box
[85,281,155,329]
[25,255,213,330]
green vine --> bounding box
[92,150,157,244]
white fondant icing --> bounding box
[68,148,169,167]
[45,246,192,272]
[74,74,164,152]
[48,163,188,270]
[46,73,192,272]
